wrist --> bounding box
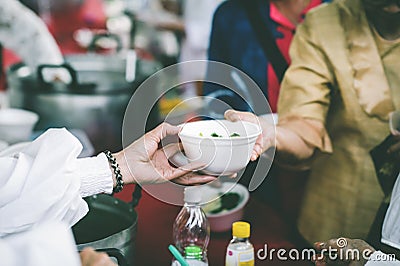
[104,150,124,193]
[112,151,136,186]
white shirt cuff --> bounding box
[76,153,113,198]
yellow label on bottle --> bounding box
[238,260,254,266]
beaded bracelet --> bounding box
[104,150,124,193]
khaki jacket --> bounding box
[278,0,400,243]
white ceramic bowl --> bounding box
[178,120,261,176]
[0,108,39,144]
[200,182,250,232]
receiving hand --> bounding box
[313,238,375,266]
[113,123,217,185]
[224,109,275,161]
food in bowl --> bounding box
[178,120,261,176]
[202,192,241,214]
[199,182,250,232]
[199,132,241,138]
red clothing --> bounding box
[267,0,323,112]
[46,0,106,55]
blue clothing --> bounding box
[204,0,270,114]
[203,0,329,115]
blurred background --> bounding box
[0,1,310,265]
[0,0,224,153]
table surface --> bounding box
[116,183,313,266]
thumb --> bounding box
[148,122,180,142]
[224,109,240,121]
[224,109,259,124]
[143,122,180,156]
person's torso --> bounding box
[298,0,400,241]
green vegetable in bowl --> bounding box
[202,192,241,214]
[211,132,222,138]
[198,132,241,138]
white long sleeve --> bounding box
[0,128,113,237]
[0,0,63,70]
[76,152,113,198]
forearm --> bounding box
[270,117,331,166]
[113,151,138,187]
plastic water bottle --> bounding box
[172,187,210,266]
[225,221,254,266]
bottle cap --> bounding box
[232,221,250,238]
[184,245,202,260]
[184,187,201,203]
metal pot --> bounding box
[7,54,161,152]
[72,186,142,266]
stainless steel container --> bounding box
[7,54,160,152]
[72,192,139,266]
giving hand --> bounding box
[113,123,217,185]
